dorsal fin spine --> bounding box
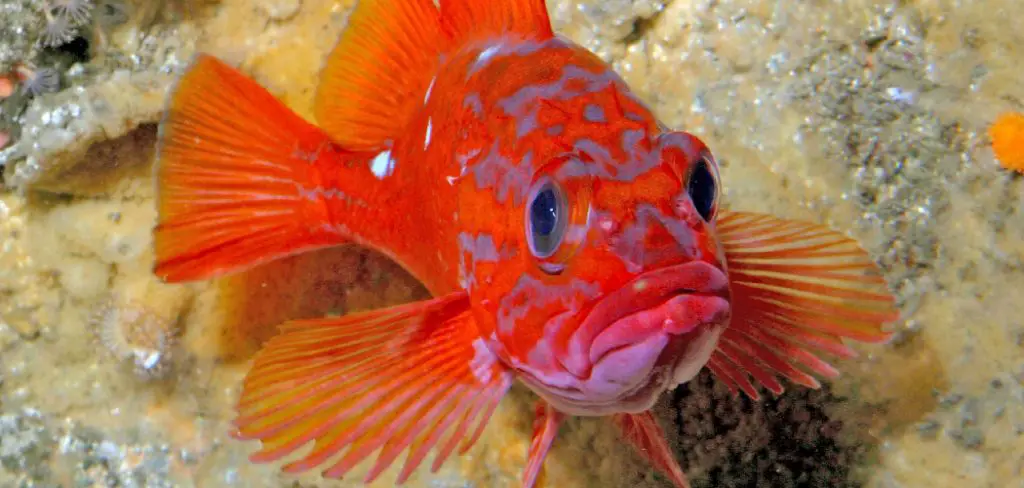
[440,0,554,42]
[313,0,448,151]
[313,1,556,151]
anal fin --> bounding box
[233,291,514,483]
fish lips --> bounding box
[580,260,730,359]
[564,261,731,408]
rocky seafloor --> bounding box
[0,0,1022,487]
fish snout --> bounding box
[644,208,697,269]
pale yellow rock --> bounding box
[59,256,111,300]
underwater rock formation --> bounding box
[0,0,1022,487]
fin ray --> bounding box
[441,0,554,41]
[155,54,351,282]
[522,402,564,488]
[314,0,445,150]
[613,411,690,488]
[233,291,513,482]
[710,211,898,398]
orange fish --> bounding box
[153,1,898,486]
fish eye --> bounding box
[687,153,719,221]
[526,178,568,259]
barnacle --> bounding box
[91,295,180,381]
[989,112,1024,173]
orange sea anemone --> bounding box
[989,111,1024,173]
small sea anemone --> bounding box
[40,11,77,47]
[15,65,60,97]
[50,0,94,24]
[91,295,180,381]
[989,112,1024,173]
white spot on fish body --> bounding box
[477,45,500,65]
[370,150,395,179]
[457,147,482,175]
[425,118,433,149]
[424,76,436,104]
[469,338,497,384]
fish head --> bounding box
[457,49,733,414]
[518,128,733,415]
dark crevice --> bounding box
[664,370,873,488]
[623,10,665,46]
[53,36,92,64]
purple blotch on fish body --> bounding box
[498,65,620,118]
[583,104,607,123]
[496,274,601,334]
[466,37,567,78]
[606,204,699,273]
[516,107,540,140]
[458,232,516,290]
[467,141,535,205]
[463,92,485,119]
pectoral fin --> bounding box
[233,291,514,483]
[613,411,690,488]
[709,211,898,399]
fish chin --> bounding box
[669,322,725,386]
[526,318,726,417]
[583,297,728,415]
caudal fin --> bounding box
[155,54,349,282]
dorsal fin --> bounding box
[440,0,554,42]
[314,0,445,151]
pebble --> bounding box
[4,315,39,340]
[948,427,985,449]
[916,419,940,439]
[938,392,964,407]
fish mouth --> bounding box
[578,260,730,350]
[533,261,731,416]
